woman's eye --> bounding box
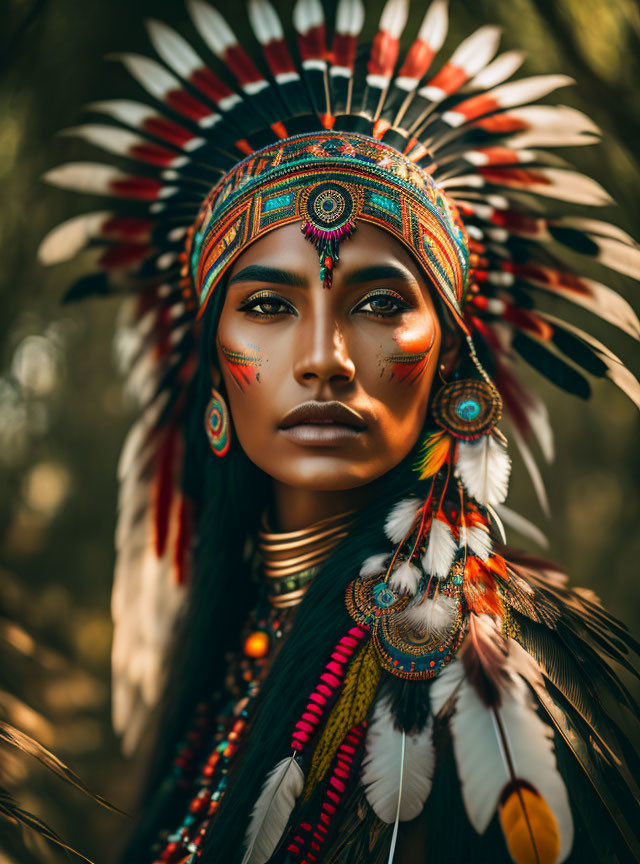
[238,294,295,317]
[354,292,409,317]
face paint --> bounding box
[218,342,262,391]
[382,325,437,384]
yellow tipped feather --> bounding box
[416,430,452,479]
[499,785,561,864]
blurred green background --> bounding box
[1,0,638,861]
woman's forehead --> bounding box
[226,222,428,287]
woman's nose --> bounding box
[293,312,356,387]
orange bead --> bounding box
[244,631,270,658]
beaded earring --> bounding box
[431,378,502,441]
[204,387,230,457]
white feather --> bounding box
[187,1,237,55]
[389,560,421,596]
[467,50,525,91]
[466,525,492,561]
[510,426,550,516]
[494,504,549,549]
[416,0,448,51]
[242,756,305,864]
[146,19,204,78]
[115,53,179,99]
[362,699,435,822]
[431,663,573,860]
[450,167,612,206]
[421,517,457,578]
[43,163,128,195]
[518,383,555,463]
[248,0,284,44]
[360,552,390,577]
[384,497,421,543]
[60,125,162,160]
[446,25,501,78]
[88,99,155,127]
[588,235,640,280]
[38,211,111,265]
[335,0,365,37]
[556,216,638,248]
[293,0,324,33]
[504,105,601,148]
[401,593,458,635]
[486,74,573,110]
[456,436,511,506]
[379,0,409,39]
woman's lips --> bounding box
[278,400,367,447]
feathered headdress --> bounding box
[38,1,639,861]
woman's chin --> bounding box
[261,452,394,492]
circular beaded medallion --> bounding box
[431,378,502,440]
[345,575,466,680]
[299,181,363,232]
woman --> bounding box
[39,1,640,862]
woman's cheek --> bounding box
[380,316,439,385]
[218,342,263,391]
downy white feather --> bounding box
[421,517,457,578]
[456,436,511,506]
[360,552,391,577]
[401,593,458,635]
[431,662,573,860]
[362,698,435,823]
[389,560,422,596]
[242,756,305,864]
[384,497,422,543]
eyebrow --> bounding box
[228,264,307,288]
[342,264,418,286]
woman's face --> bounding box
[215,221,443,491]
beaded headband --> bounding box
[189,132,469,326]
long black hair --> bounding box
[122,273,445,862]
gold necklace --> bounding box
[258,510,355,609]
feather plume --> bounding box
[422,516,457,578]
[361,698,435,822]
[242,755,304,864]
[389,560,422,596]
[456,435,511,507]
[360,552,390,577]
[431,661,574,861]
[384,497,421,542]
[401,593,458,635]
